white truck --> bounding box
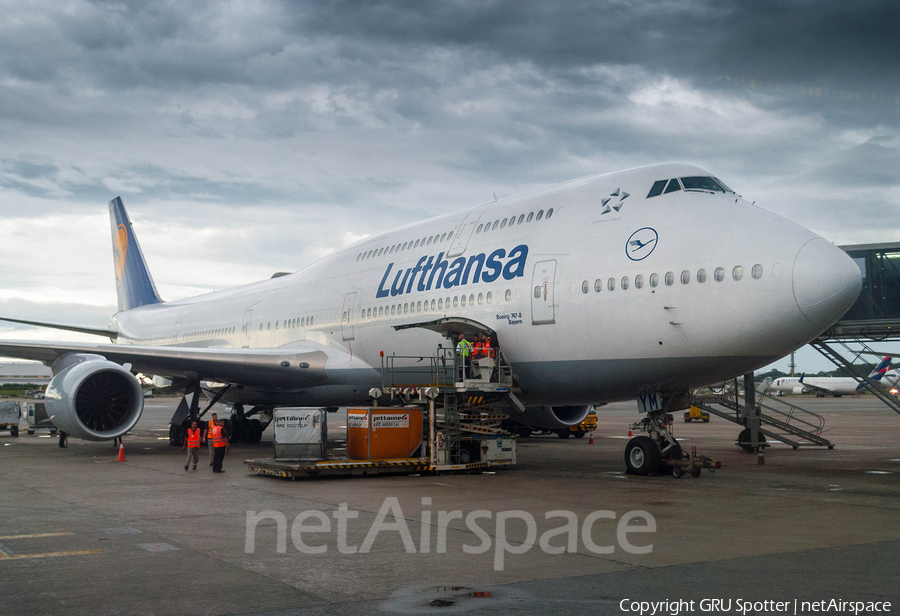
[0,401,21,437]
[23,402,57,435]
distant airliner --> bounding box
[769,357,892,396]
[0,164,862,471]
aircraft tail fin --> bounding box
[857,356,892,390]
[109,197,163,312]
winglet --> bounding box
[109,197,163,311]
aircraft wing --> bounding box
[0,339,361,389]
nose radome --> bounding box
[793,238,862,327]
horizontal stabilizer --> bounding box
[0,317,118,339]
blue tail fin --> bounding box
[109,197,163,311]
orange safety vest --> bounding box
[473,341,484,357]
[483,340,494,359]
[210,424,227,448]
[185,428,201,448]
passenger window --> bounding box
[401,242,407,250]
[536,210,544,221]
[461,295,467,307]
[438,298,443,309]
[486,291,492,304]
[649,273,659,287]
[505,289,512,302]
[404,303,409,314]
[500,218,507,228]
[733,266,743,281]
[414,239,420,248]
[379,307,383,317]
[440,233,447,242]
[681,270,690,285]
[478,293,483,305]
[647,180,667,198]
[391,305,396,315]
[427,236,434,245]
[621,276,629,290]
[508,216,515,227]
[665,272,675,286]
[608,277,615,291]
[527,212,534,222]
[453,296,459,308]
[447,232,453,241]
[477,224,483,233]
[664,179,682,194]
[517,214,524,224]
[714,267,725,282]
[582,280,589,294]
[492,221,499,230]
[594,279,603,292]
[697,269,707,283]
[417,301,422,312]
[547,208,554,219]
[635,274,644,289]
[752,264,763,279]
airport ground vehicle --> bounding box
[0,401,21,437]
[23,402,57,435]
[683,405,710,422]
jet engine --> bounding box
[516,405,592,429]
[792,386,807,394]
[44,354,144,441]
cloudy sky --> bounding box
[0,0,898,373]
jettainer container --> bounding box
[273,408,327,460]
[347,407,423,460]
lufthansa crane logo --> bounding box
[114,224,129,284]
[626,227,658,261]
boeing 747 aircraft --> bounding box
[0,164,862,472]
[769,357,893,396]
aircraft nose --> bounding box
[792,238,862,327]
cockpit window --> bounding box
[647,180,667,198]
[663,178,682,194]
[680,176,729,192]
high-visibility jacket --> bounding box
[185,428,201,448]
[483,340,495,359]
[210,424,227,448]
[456,339,473,357]
[473,341,484,357]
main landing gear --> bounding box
[624,410,720,477]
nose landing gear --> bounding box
[624,409,720,477]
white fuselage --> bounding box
[769,376,860,395]
[108,164,862,407]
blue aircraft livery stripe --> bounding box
[376,245,529,298]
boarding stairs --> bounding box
[692,389,832,449]
[809,339,900,415]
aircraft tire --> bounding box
[248,419,263,443]
[557,430,570,439]
[737,428,766,453]
[573,430,585,439]
[624,436,660,476]
[516,428,531,438]
[11,425,18,437]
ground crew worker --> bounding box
[210,419,229,473]
[58,430,67,448]
[456,333,473,379]
[183,420,201,471]
[205,412,218,466]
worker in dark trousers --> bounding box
[210,419,229,473]
[204,412,218,466]
[58,430,68,448]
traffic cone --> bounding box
[588,432,594,445]
[116,442,126,462]
[627,427,633,437]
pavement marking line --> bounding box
[0,549,105,561]
[0,532,75,540]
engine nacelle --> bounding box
[515,405,592,429]
[792,386,807,394]
[44,355,144,441]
